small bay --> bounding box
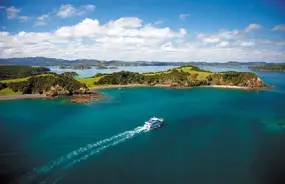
[0,67,285,184]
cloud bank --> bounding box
[1,13,284,62]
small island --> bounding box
[91,65,269,89]
[0,66,100,103]
[0,65,271,103]
[96,65,109,69]
[249,64,285,72]
[59,65,92,70]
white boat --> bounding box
[144,117,164,130]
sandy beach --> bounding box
[89,84,171,90]
[201,85,249,90]
[0,84,263,101]
[0,94,46,101]
[90,84,254,90]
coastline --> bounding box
[0,94,47,101]
[90,84,264,90]
[0,84,268,101]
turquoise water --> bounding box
[1,71,285,184]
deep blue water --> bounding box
[0,67,285,184]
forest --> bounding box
[0,65,50,80]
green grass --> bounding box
[76,76,103,87]
[0,74,53,83]
[143,66,212,80]
[176,66,212,80]
[0,88,21,96]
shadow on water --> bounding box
[252,131,285,184]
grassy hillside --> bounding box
[0,88,21,96]
[0,65,268,96]
[0,65,50,80]
[88,65,266,88]
[76,76,103,87]
[0,73,87,96]
[0,74,54,83]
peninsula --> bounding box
[79,65,269,90]
[249,64,285,72]
[0,65,270,103]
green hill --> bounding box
[91,65,267,88]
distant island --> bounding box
[59,65,92,70]
[96,66,118,69]
[95,65,108,69]
[249,64,285,72]
[0,64,271,103]
[58,65,118,70]
[0,57,272,67]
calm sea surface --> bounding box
[0,66,285,184]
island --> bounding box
[59,65,92,70]
[108,66,118,69]
[95,65,109,69]
[249,64,285,72]
[0,65,270,103]
[89,65,269,89]
[0,66,101,103]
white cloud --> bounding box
[6,6,20,19]
[197,23,262,45]
[238,41,255,47]
[244,23,261,32]
[216,41,229,47]
[38,14,49,21]
[34,14,50,26]
[55,18,186,39]
[0,18,284,62]
[81,4,96,11]
[56,4,95,18]
[18,16,28,22]
[197,33,220,43]
[107,17,143,28]
[272,24,285,31]
[179,14,190,20]
[154,20,164,25]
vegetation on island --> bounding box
[0,65,269,101]
[249,64,285,72]
[0,65,50,80]
[59,65,92,70]
[0,73,88,96]
[96,65,109,69]
[92,65,267,88]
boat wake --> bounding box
[15,126,148,184]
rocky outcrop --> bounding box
[68,92,103,103]
[43,85,90,97]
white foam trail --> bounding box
[36,126,147,174]
[64,126,148,169]
[15,126,148,184]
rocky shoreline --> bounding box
[68,92,104,103]
[0,84,272,103]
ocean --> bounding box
[0,67,285,184]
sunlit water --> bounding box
[48,66,177,78]
[0,66,285,184]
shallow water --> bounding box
[0,68,285,184]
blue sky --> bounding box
[0,0,284,62]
